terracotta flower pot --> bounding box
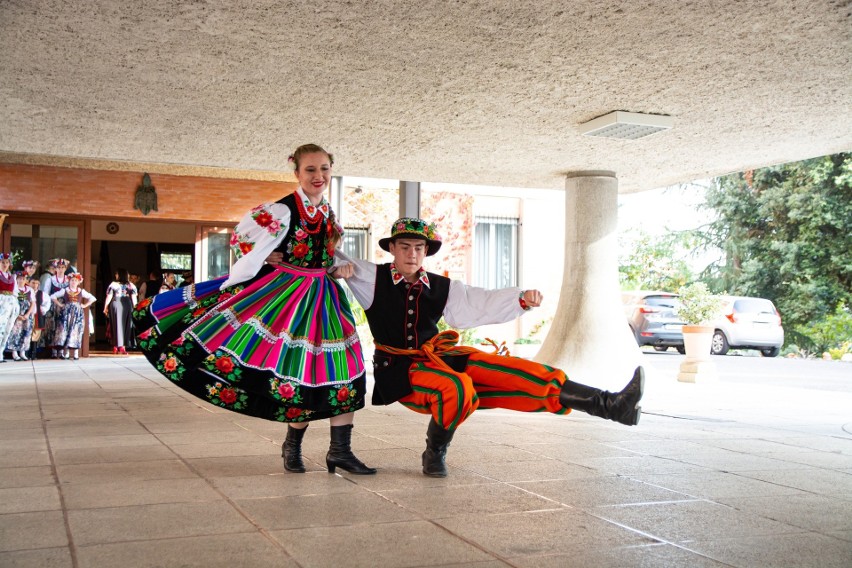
[681,325,713,362]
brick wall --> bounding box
[0,163,297,223]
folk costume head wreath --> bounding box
[69,273,83,283]
[379,217,443,257]
[49,258,69,269]
[0,252,11,261]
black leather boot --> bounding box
[326,424,377,475]
[559,366,644,426]
[422,419,455,477]
[282,425,308,473]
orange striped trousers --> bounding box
[398,350,570,431]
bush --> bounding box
[793,304,852,354]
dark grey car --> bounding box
[622,291,685,353]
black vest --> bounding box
[274,194,336,269]
[365,264,451,350]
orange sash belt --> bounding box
[376,330,510,375]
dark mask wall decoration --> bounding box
[134,173,158,216]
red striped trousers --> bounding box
[397,350,570,431]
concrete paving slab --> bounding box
[67,501,256,546]
[513,476,695,508]
[684,532,852,568]
[52,444,177,465]
[56,459,197,485]
[211,472,362,500]
[0,450,51,468]
[510,544,730,568]
[436,509,653,558]
[62,478,222,509]
[0,485,62,514]
[75,533,299,568]
[235,490,420,531]
[0,466,55,489]
[0,510,69,551]
[633,470,809,499]
[269,520,495,568]
[0,547,73,568]
[378,483,562,518]
[714,493,852,532]
[592,499,806,542]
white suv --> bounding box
[710,296,784,357]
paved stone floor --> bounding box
[1,355,850,567]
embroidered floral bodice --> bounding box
[108,281,138,298]
[227,189,343,277]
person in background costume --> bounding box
[159,272,177,293]
[27,277,50,360]
[330,218,644,477]
[50,273,96,360]
[43,258,71,358]
[138,271,161,301]
[133,143,374,475]
[0,254,21,363]
[21,260,39,280]
[103,268,138,354]
[7,272,36,361]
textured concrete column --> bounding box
[535,172,643,390]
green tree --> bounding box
[618,228,698,291]
[701,153,852,348]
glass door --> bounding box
[196,225,234,281]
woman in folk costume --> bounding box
[133,143,374,475]
[0,254,21,363]
[43,258,71,358]
[50,273,96,360]
[7,272,36,361]
[103,267,138,354]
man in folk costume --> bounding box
[333,218,644,477]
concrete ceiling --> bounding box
[1,0,850,193]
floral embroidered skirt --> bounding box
[7,296,34,350]
[0,294,20,353]
[53,303,86,349]
[132,264,366,422]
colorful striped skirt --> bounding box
[132,263,366,422]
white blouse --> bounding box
[334,250,526,330]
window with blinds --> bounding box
[342,226,370,260]
[474,216,518,289]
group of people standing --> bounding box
[133,143,645,479]
[0,257,97,361]
[0,251,198,362]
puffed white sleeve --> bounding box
[220,202,292,289]
[39,293,51,315]
[333,250,378,310]
[442,281,527,329]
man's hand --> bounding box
[265,251,284,265]
[331,263,354,279]
[523,289,543,308]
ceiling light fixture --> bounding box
[578,111,673,140]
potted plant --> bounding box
[676,282,723,363]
